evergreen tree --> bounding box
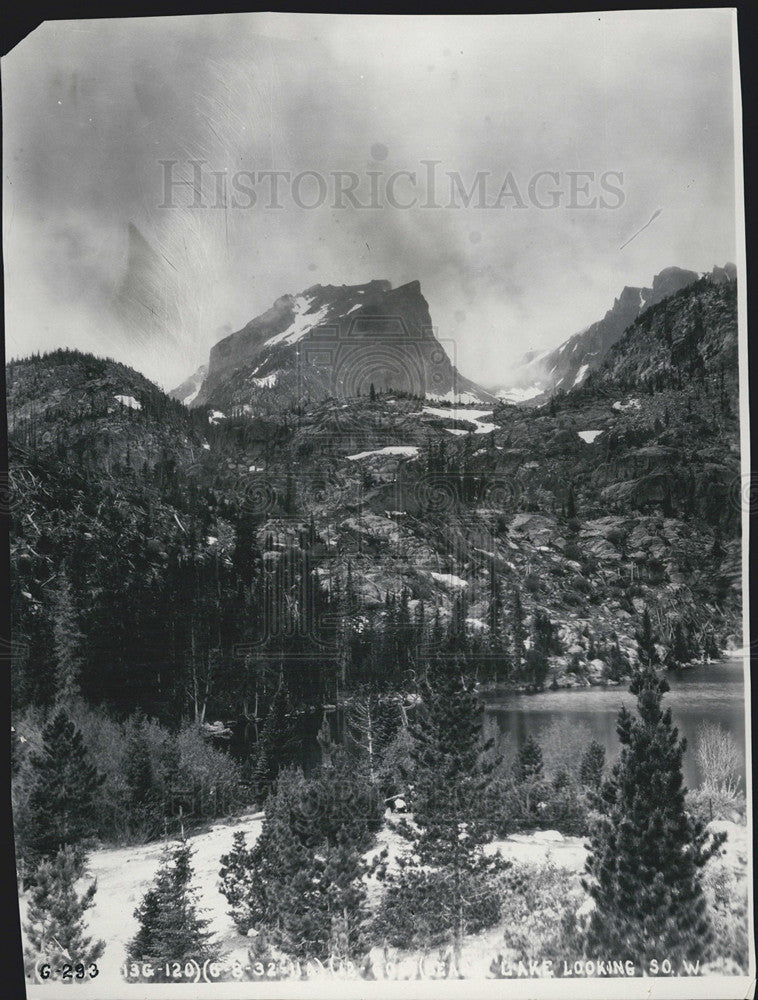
[669,621,691,668]
[225,764,377,963]
[511,588,526,672]
[129,838,216,972]
[23,846,105,978]
[250,680,296,804]
[635,607,659,668]
[711,526,724,561]
[52,568,83,703]
[579,739,606,790]
[582,666,725,967]
[22,709,104,878]
[487,559,504,651]
[218,831,256,934]
[369,382,376,402]
[124,714,162,837]
[566,484,577,521]
[393,656,503,972]
[515,733,543,783]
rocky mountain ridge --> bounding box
[494,263,737,406]
[172,279,497,411]
[8,274,741,718]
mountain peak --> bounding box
[495,263,734,405]
[171,278,495,408]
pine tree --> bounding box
[669,621,691,668]
[250,680,296,804]
[218,831,256,934]
[711,526,724,561]
[566,484,577,521]
[487,559,503,648]
[635,607,659,667]
[515,733,543,783]
[394,655,504,972]
[579,739,605,790]
[23,846,105,978]
[124,714,162,837]
[226,765,376,963]
[52,568,83,703]
[511,588,526,672]
[22,709,104,878]
[369,382,376,402]
[582,666,725,967]
[129,838,216,972]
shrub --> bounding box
[686,785,746,825]
[23,846,105,979]
[483,775,591,838]
[173,724,247,820]
[696,723,742,796]
[702,862,750,973]
[12,704,248,851]
[496,861,584,963]
[373,867,502,950]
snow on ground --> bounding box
[346,446,420,461]
[484,830,586,870]
[612,398,641,411]
[422,406,493,424]
[183,385,202,406]
[114,395,141,410]
[573,364,590,386]
[577,429,603,444]
[17,813,747,988]
[425,391,487,406]
[265,297,330,348]
[17,814,265,989]
[496,384,544,404]
[202,442,211,450]
[429,571,469,589]
[422,407,495,433]
[443,427,470,436]
[209,410,226,423]
[250,373,278,388]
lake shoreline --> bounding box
[477,653,738,699]
[481,656,746,790]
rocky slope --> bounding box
[7,275,741,718]
[171,279,497,411]
[495,263,736,406]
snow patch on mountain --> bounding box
[346,446,420,461]
[422,406,493,423]
[577,430,603,444]
[114,395,141,410]
[497,384,544,404]
[264,297,330,348]
[573,364,590,386]
[250,373,278,388]
[429,571,469,589]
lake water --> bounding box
[483,658,749,789]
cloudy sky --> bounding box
[2,10,739,390]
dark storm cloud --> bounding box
[2,11,738,388]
